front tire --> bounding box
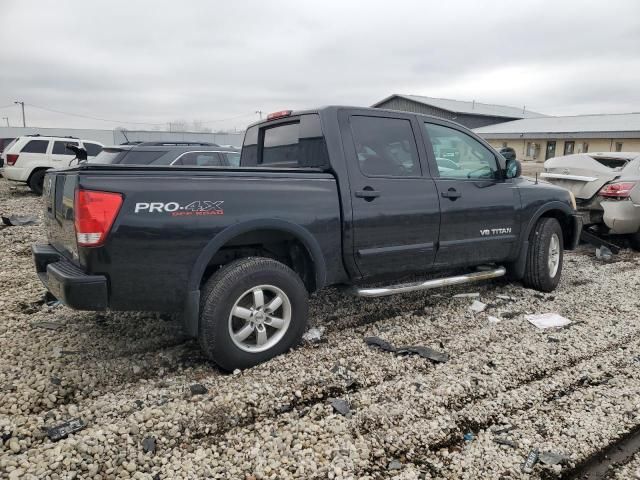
[199,257,309,371]
[629,231,640,252]
[28,169,47,195]
[523,217,564,292]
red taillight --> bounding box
[6,154,19,166]
[74,190,123,247]
[266,110,292,121]
[599,182,637,198]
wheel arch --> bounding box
[524,202,577,249]
[187,219,328,294]
[508,202,576,281]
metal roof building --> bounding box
[373,94,546,128]
[473,113,640,139]
[473,113,640,161]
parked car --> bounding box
[89,142,241,167]
[33,106,581,370]
[542,152,640,250]
[0,135,104,194]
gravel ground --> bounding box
[1,176,640,479]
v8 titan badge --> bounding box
[134,200,224,216]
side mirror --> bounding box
[506,159,522,179]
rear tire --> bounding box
[630,231,640,252]
[523,217,564,292]
[198,257,308,371]
[28,169,47,195]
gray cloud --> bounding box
[1,0,639,131]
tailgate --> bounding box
[542,154,619,200]
[43,171,79,261]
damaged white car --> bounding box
[542,152,640,250]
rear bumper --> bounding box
[602,200,640,234]
[2,165,29,182]
[32,244,108,310]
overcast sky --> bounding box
[1,0,639,131]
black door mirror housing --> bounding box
[505,159,522,179]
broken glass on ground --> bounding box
[329,398,350,416]
[302,326,325,344]
[469,300,487,313]
[539,451,571,466]
[525,313,572,329]
[364,336,448,363]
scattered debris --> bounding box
[1,215,39,227]
[47,418,86,441]
[142,437,156,454]
[329,398,351,417]
[302,326,325,344]
[525,313,572,329]
[596,246,613,261]
[494,437,518,448]
[539,451,571,466]
[521,449,539,473]
[364,336,395,352]
[453,292,480,298]
[364,336,448,363]
[46,299,62,307]
[491,424,516,434]
[469,300,487,313]
[189,384,208,396]
[488,316,501,324]
[387,459,402,470]
[463,432,475,442]
[496,295,516,301]
[50,377,62,385]
[132,365,142,375]
[30,321,63,331]
[395,345,449,363]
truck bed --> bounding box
[43,164,345,312]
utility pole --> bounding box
[14,101,25,127]
[2,117,8,127]
[255,110,263,120]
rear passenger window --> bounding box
[262,123,299,166]
[21,140,49,154]
[52,141,79,155]
[83,143,103,157]
[241,113,329,168]
[350,116,421,177]
[177,152,223,166]
[223,152,241,167]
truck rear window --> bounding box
[241,113,329,169]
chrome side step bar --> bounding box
[349,266,506,298]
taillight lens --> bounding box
[6,154,19,166]
[74,190,123,247]
[599,182,637,198]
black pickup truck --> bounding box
[33,106,581,370]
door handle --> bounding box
[441,188,461,200]
[355,188,380,200]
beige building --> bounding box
[473,113,640,161]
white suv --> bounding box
[0,135,104,194]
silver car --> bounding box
[542,152,640,250]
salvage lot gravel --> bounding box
[1,176,640,479]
